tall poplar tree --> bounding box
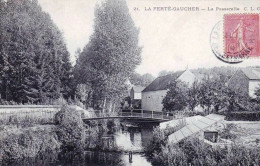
[75,0,142,111]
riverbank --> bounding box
[0,124,60,164]
[0,105,122,164]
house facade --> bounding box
[130,86,145,100]
[129,86,145,109]
[228,68,260,97]
[142,70,202,112]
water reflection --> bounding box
[3,123,156,166]
[115,125,154,152]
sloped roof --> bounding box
[168,114,225,144]
[132,86,145,93]
[241,68,260,80]
[142,71,185,92]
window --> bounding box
[204,131,218,143]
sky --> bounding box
[38,0,260,77]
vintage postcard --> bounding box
[0,0,260,165]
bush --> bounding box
[150,138,220,166]
[144,124,182,160]
[0,125,60,162]
[148,137,260,166]
[144,126,168,159]
[181,111,206,117]
[219,124,237,140]
[226,111,260,121]
[54,105,86,153]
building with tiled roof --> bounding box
[228,67,260,97]
[142,71,185,93]
[142,69,204,111]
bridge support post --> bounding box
[152,111,153,118]
[129,151,133,163]
[141,109,143,118]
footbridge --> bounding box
[82,109,174,123]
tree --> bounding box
[130,72,155,87]
[75,83,92,108]
[74,0,141,111]
[198,75,232,113]
[0,0,72,103]
[162,80,188,112]
[198,78,214,113]
[141,73,155,86]
[198,75,254,114]
[255,85,260,102]
[187,81,200,111]
[129,72,142,86]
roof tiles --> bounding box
[142,71,185,92]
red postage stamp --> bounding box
[224,14,260,59]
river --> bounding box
[5,122,157,166]
[84,123,155,166]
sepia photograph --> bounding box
[0,0,260,165]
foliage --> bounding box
[0,114,53,127]
[84,119,120,151]
[148,138,260,166]
[144,126,168,159]
[144,124,183,160]
[0,0,73,104]
[198,76,231,113]
[178,111,206,117]
[198,75,255,113]
[162,80,188,112]
[74,0,142,110]
[198,78,214,113]
[186,81,200,111]
[162,69,257,114]
[255,85,260,103]
[192,66,237,80]
[75,83,92,108]
[219,124,237,140]
[54,105,86,152]
[0,125,60,162]
[129,72,155,86]
[225,111,260,121]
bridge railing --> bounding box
[92,111,118,118]
[87,109,174,120]
[83,109,174,121]
[120,109,173,120]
